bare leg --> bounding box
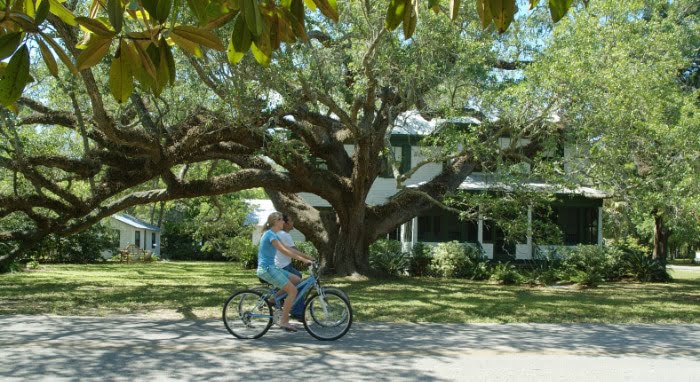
[279,281,298,327]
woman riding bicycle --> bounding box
[256,212,313,332]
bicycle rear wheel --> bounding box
[223,290,272,339]
[302,289,352,341]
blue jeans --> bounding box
[283,264,305,317]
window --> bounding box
[417,209,478,243]
[135,231,141,248]
[553,206,598,245]
[152,233,157,248]
[111,229,120,248]
[379,145,411,178]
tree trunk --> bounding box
[652,214,669,264]
[333,221,371,276]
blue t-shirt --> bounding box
[258,230,280,269]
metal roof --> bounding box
[458,174,608,199]
[113,214,161,231]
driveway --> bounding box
[1,316,698,381]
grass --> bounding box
[1,261,699,323]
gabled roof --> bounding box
[113,214,161,231]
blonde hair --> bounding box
[261,211,284,233]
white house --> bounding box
[105,214,161,258]
[248,111,607,260]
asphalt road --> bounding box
[1,315,698,381]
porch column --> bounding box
[527,205,533,257]
[477,211,483,244]
[597,206,603,246]
[411,217,418,247]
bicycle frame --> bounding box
[250,266,329,320]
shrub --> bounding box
[291,241,319,270]
[561,245,614,287]
[608,237,670,282]
[430,241,489,279]
[27,224,118,264]
[620,251,671,282]
[490,262,522,285]
[523,252,564,285]
[408,243,432,277]
[369,239,409,277]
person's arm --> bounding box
[272,240,312,264]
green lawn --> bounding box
[1,262,698,323]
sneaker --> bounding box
[279,323,301,332]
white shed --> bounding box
[106,214,161,258]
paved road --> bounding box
[1,316,698,381]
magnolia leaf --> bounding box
[171,25,226,51]
[476,0,493,29]
[548,0,573,23]
[141,0,158,20]
[242,0,264,37]
[109,42,134,103]
[131,39,158,80]
[403,0,417,39]
[227,37,244,64]
[186,0,208,24]
[303,0,316,11]
[106,0,124,33]
[529,0,540,10]
[40,32,79,74]
[251,29,271,67]
[231,13,252,54]
[204,11,237,30]
[76,37,112,71]
[385,0,407,31]
[35,0,50,24]
[449,0,460,21]
[48,0,77,26]
[290,0,307,41]
[156,0,172,24]
[9,12,38,31]
[312,0,338,22]
[0,33,23,60]
[0,44,30,107]
[169,31,204,57]
[490,0,516,33]
[76,17,117,37]
[37,38,58,77]
[162,39,176,85]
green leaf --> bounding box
[171,25,226,51]
[251,28,271,67]
[76,17,117,37]
[449,0,460,21]
[548,0,573,23]
[37,39,58,77]
[141,0,158,20]
[35,0,50,25]
[156,0,172,24]
[231,14,252,54]
[385,0,407,31]
[48,0,77,26]
[529,0,540,9]
[76,37,112,71]
[428,0,440,14]
[0,33,23,60]
[290,0,307,41]
[403,1,417,39]
[242,0,264,37]
[40,32,79,74]
[107,0,124,33]
[312,0,338,22]
[131,40,158,81]
[162,39,176,85]
[0,44,30,107]
[489,0,516,33]
[109,41,134,103]
[227,37,245,64]
[186,0,208,24]
[476,0,493,29]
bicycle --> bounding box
[222,261,353,341]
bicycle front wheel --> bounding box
[302,289,353,341]
[222,290,272,339]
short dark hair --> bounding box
[282,214,289,223]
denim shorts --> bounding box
[257,266,292,288]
